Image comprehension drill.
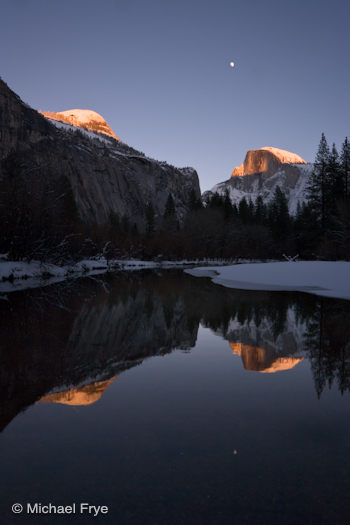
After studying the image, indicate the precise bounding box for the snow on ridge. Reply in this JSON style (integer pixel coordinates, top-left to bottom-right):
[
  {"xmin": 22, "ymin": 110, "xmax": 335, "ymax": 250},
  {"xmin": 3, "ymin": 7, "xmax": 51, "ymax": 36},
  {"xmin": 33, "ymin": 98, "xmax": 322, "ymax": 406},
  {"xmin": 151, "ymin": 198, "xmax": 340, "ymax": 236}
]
[
  {"xmin": 209, "ymin": 163, "xmax": 313, "ymax": 214},
  {"xmin": 41, "ymin": 109, "xmax": 120, "ymax": 141},
  {"xmin": 259, "ymin": 147, "xmax": 306, "ymax": 164},
  {"xmin": 46, "ymin": 117, "xmax": 196, "ymax": 172},
  {"xmin": 58, "ymin": 109, "xmax": 107, "ymax": 124},
  {"xmin": 179, "ymin": 167, "xmax": 197, "ymax": 177},
  {"xmin": 48, "ymin": 119, "xmax": 113, "ymax": 145},
  {"xmin": 47, "ymin": 119, "xmax": 146, "ymax": 159}
]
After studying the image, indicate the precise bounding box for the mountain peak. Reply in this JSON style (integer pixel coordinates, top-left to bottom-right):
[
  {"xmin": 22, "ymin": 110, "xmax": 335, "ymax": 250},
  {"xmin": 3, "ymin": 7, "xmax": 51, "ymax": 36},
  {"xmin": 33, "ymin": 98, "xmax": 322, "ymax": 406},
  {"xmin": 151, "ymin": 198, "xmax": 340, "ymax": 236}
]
[
  {"xmin": 40, "ymin": 108, "xmax": 120, "ymax": 140},
  {"xmin": 232, "ymin": 147, "xmax": 306, "ymax": 177},
  {"xmin": 259, "ymin": 147, "xmax": 306, "ymax": 165}
]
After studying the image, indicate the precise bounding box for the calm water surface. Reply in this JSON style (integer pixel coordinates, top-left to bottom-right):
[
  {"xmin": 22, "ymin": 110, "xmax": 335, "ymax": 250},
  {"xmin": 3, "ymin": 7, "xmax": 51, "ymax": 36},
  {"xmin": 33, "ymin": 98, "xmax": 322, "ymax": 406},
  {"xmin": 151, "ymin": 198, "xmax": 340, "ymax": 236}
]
[{"xmin": 0, "ymin": 270, "xmax": 349, "ymax": 524}]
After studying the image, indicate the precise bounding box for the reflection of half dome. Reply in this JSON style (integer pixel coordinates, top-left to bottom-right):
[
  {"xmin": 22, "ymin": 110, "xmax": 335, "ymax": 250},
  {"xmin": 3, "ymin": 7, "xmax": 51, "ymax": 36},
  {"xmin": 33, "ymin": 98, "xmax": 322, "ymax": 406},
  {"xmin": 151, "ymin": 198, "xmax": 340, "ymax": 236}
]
[
  {"xmin": 259, "ymin": 358, "xmax": 303, "ymax": 373},
  {"xmin": 229, "ymin": 342, "xmax": 302, "ymax": 373},
  {"xmin": 40, "ymin": 376, "xmax": 117, "ymax": 406}
]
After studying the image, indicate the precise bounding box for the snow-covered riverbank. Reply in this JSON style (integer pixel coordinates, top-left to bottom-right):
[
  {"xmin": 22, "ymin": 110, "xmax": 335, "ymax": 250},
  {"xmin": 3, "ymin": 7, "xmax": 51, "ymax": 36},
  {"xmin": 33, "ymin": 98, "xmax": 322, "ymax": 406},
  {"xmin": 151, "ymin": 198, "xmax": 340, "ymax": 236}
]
[
  {"xmin": 185, "ymin": 261, "xmax": 350, "ymax": 301},
  {"xmin": 0, "ymin": 257, "xmax": 237, "ymax": 295},
  {"xmin": 4, "ymin": 258, "xmax": 345, "ymax": 300}
]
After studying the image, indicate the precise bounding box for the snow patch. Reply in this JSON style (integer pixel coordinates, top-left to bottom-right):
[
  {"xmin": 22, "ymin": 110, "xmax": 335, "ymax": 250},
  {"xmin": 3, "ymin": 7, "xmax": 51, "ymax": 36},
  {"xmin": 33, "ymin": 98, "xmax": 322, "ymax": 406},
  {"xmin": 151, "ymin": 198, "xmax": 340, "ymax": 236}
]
[
  {"xmin": 259, "ymin": 147, "xmax": 306, "ymax": 164},
  {"xmin": 41, "ymin": 109, "xmax": 120, "ymax": 140},
  {"xmin": 0, "ymin": 258, "xmax": 233, "ymax": 294},
  {"xmin": 48, "ymin": 119, "xmax": 113, "ymax": 145},
  {"xmin": 186, "ymin": 261, "xmax": 350, "ymax": 301},
  {"xmin": 58, "ymin": 109, "xmax": 107, "ymax": 124}
]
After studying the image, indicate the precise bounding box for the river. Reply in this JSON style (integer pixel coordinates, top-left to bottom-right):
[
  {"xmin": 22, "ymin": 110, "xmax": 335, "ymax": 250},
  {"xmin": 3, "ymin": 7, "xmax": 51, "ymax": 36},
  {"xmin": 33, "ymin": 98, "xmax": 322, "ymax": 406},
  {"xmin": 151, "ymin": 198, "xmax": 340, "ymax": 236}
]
[{"xmin": 0, "ymin": 270, "xmax": 349, "ymax": 524}]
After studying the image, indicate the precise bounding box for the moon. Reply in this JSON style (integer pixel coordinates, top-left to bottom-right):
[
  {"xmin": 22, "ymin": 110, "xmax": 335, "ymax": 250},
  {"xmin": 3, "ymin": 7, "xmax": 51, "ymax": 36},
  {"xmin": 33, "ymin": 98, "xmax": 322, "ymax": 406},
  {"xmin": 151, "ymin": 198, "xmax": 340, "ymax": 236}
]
[{"xmin": 229, "ymin": 61, "xmax": 235, "ymax": 68}]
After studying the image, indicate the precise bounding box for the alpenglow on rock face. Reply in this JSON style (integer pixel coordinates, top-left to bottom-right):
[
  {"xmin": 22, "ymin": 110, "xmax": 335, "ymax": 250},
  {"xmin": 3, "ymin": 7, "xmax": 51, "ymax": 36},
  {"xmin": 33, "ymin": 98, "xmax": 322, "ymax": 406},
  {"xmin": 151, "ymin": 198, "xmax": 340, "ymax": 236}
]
[
  {"xmin": 0, "ymin": 78, "xmax": 200, "ymax": 231},
  {"xmin": 232, "ymin": 147, "xmax": 306, "ymax": 177},
  {"xmin": 40, "ymin": 109, "xmax": 120, "ymax": 140},
  {"xmin": 206, "ymin": 147, "xmax": 311, "ymax": 214}
]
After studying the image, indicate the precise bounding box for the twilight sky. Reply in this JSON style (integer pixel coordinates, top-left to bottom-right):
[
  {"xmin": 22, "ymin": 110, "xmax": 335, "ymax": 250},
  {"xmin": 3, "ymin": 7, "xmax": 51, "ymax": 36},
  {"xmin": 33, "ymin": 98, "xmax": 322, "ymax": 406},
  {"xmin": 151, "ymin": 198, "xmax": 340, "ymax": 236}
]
[{"xmin": 1, "ymin": 0, "xmax": 349, "ymax": 191}]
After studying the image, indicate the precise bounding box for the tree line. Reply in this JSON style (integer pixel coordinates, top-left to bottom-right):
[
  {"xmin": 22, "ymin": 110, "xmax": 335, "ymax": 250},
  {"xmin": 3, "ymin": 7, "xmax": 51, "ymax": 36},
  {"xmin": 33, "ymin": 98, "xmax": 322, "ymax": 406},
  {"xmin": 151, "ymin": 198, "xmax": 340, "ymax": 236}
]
[
  {"xmin": 143, "ymin": 133, "xmax": 350, "ymax": 260},
  {"xmin": 0, "ymin": 133, "xmax": 349, "ymax": 262},
  {"xmin": 135, "ymin": 132, "xmax": 349, "ymax": 260}
]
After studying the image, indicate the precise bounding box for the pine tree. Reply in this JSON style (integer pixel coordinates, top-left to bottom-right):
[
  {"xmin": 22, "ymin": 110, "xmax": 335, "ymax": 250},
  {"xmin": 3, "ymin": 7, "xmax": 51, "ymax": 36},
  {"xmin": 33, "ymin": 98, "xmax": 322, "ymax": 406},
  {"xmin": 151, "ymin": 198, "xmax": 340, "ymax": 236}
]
[
  {"xmin": 189, "ymin": 188, "xmax": 202, "ymax": 210},
  {"xmin": 164, "ymin": 193, "xmax": 175, "ymax": 218},
  {"xmin": 208, "ymin": 193, "xmax": 224, "ymax": 209},
  {"xmin": 108, "ymin": 212, "xmax": 121, "ymax": 242},
  {"xmin": 307, "ymin": 133, "xmax": 331, "ymax": 231},
  {"xmin": 231, "ymin": 202, "xmax": 238, "ymax": 217},
  {"xmin": 248, "ymin": 199, "xmax": 255, "ymax": 223},
  {"xmin": 121, "ymin": 215, "xmax": 130, "ymax": 234},
  {"xmin": 294, "ymin": 202, "xmax": 319, "ymax": 255},
  {"xmin": 268, "ymin": 186, "xmax": 290, "ymax": 242},
  {"xmin": 145, "ymin": 202, "xmax": 155, "ymax": 234},
  {"xmin": 163, "ymin": 193, "xmax": 177, "ymax": 231},
  {"xmin": 131, "ymin": 223, "xmax": 139, "ymax": 237},
  {"xmin": 340, "ymin": 137, "xmax": 350, "ymax": 200},
  {"xmin": 223, "ymin": 190, "xmax": 233, "ymax": 219},
  {"xmin": 328, "ymin": 143, "xmax": 342, "ymax": 210},
  {"xmin": 238, "ymin": 197, "xmax": 249, "ymax": 223},
  {"xmin": 255, "ymin": 195, "xmax": 267, "ymax": 224}
]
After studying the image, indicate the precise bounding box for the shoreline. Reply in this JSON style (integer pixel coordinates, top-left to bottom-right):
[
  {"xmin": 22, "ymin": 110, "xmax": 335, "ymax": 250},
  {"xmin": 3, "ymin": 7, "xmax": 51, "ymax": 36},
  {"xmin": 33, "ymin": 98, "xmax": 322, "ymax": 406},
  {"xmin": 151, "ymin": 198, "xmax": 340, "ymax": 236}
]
[
  {"xmin": 185, "ymin": 261, "xmax": 350, "ymax": 301},
  {"xmin": 0, "ymin": 257, "xmax": 246, "ymax": 295}
]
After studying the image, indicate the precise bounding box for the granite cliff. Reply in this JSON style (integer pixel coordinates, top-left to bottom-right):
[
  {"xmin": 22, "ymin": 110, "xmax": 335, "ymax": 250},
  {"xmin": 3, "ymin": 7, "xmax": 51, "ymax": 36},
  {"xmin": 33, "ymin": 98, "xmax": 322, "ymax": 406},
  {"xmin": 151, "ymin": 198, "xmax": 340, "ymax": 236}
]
[
  {"xmin": 205, "ymin": 147, "xmax": 312, "ymax": 214},
  {"xmin": 0, "ymin": 78, "xmax": 200, "ymax": 231},
  {"xmin": 232, "ymin": 147, "xmax": 306, "ymax": 177}
]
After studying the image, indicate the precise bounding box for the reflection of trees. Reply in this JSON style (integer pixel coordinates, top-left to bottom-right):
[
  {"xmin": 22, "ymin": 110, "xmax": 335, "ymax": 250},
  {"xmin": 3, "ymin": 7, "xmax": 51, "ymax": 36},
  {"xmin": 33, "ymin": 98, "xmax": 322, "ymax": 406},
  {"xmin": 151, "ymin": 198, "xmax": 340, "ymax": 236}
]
[
  {"xmin": 200, "ymin": 290, "xmax": 292, "ymax": 342},
  {"xmin": 188, "ymin": 282, "xmax": 350, "ymax": 396},
  {"xmin": 304, "ymin": 299, "xmax": 350, "ymax": 397},
  {"xmin": 0, "ymin": 271, "xmax": 349, "ymax": 430}
]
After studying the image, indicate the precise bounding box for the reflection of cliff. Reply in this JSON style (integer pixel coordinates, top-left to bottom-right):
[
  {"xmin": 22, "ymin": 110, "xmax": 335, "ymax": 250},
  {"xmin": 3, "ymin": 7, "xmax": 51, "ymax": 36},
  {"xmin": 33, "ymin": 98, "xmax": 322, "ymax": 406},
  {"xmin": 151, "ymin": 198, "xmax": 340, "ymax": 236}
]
[
  {"xmin": 222, "ymin": 309, "xmax": 305, "ymax": 373},
  {"xmin": 223, "ymin": 308, "xmax": 306, "ymax": 357},
  {"xmin": 229, "ymin": 342, "xmax": 303, "ymax": 373},
  {"xmin": 0, "ymin": 271, "xmax": 349, "ymax": 431},
  {"xmin": 40, "ymin": 376, "xmax": 117, "ymax": 406},
  {"xmin": 0, "ymin": 273, "xmax": 199, "ymax": 432}
]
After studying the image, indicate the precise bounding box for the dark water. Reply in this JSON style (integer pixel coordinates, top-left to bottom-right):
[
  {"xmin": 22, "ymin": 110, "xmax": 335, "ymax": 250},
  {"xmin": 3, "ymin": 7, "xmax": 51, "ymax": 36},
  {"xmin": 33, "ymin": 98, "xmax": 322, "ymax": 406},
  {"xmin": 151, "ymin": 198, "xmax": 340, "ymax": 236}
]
[{"xmin": 0, "ymin": 270, "xmax": 349, "ymax": 524}]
